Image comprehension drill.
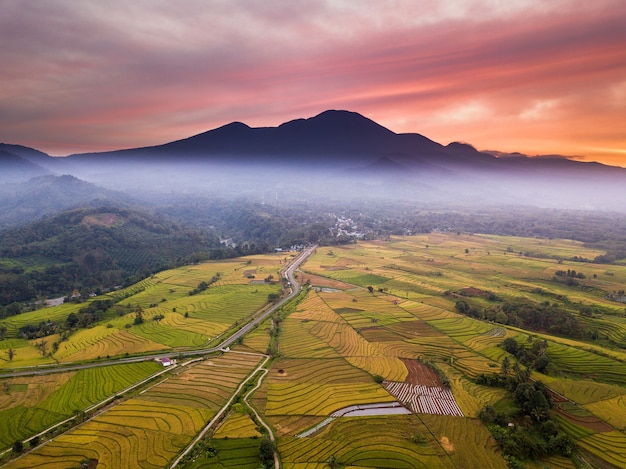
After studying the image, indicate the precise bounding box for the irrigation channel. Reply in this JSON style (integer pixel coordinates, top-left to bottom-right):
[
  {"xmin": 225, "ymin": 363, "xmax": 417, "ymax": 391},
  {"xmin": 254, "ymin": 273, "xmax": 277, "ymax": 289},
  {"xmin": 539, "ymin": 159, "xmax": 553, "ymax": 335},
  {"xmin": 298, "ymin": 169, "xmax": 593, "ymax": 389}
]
[{"xmin": 295, "ymin": 403, "xmax": 411, "ymax": 438}]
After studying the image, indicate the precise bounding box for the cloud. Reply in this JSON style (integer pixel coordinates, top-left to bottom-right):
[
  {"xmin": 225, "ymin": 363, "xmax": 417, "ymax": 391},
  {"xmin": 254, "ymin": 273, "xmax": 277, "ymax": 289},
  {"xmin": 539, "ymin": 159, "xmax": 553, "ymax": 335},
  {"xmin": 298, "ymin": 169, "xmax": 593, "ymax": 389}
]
[
  {"xmin": 519, "ymin": 100, "xmax": 559, "ymax": 121},
  {"xmin": 0, "ymin": 0, "xmax": 624, "ymax": 165}
]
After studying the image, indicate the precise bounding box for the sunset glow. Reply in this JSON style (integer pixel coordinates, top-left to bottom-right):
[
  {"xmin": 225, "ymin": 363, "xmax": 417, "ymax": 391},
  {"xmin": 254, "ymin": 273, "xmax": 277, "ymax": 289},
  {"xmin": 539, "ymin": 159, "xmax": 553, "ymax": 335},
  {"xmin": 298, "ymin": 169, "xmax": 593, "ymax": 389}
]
[{"xmin": 1, "ymin": 0, "xmax": 625, "ymax": 166}]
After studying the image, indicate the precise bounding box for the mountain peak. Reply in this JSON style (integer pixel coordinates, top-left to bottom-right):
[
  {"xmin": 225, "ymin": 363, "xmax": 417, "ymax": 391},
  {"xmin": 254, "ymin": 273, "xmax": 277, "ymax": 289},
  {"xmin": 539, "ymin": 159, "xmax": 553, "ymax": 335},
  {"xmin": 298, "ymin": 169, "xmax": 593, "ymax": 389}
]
[{"xmin": 280, "ymin": 109, "xmax": 394, "ymax": 136}]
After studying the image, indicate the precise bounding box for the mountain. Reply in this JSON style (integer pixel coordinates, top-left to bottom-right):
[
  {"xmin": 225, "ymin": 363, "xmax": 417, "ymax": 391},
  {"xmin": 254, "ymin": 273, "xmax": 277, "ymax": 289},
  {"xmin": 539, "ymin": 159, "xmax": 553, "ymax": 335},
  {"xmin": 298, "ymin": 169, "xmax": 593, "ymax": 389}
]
[
  {"xmin": 0, "ymin": 143, "xmax": 54, "ymax": 165},
  {"xmin": 0, "ymin": 206, "xmax": 221, "ymax": 306},
  {"xmin": 0, "ymin": 174, "xmax": 133, "ymax": 230},
  {"xmin": 5, "ymin": 110, "xmax": 626, "ymax": 211},
  {"xmin": 64, "ymin": 110, "xmax": 483, "ymax": 171},
  {"xmin": 0, "ymin": 148, "xmax": 50, "ymax": 183}
]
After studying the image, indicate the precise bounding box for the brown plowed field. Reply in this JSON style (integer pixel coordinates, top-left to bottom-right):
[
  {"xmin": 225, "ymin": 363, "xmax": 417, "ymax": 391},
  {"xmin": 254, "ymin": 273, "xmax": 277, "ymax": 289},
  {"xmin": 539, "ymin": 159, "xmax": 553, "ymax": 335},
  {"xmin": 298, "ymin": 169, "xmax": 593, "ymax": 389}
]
[
  {"xmin": 555, "ymin": 408, "xmax": 614, "ymax": 433},
  {"xmin": 402, "ymin": 358, "xmax": 442, "ymax": 387}
]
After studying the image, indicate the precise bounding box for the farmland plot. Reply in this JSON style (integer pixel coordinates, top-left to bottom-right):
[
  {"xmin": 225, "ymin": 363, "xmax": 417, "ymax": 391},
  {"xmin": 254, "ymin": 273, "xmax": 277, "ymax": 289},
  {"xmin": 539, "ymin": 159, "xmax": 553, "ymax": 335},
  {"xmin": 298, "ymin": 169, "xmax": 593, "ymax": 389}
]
[
  {"xmin": 0, "ymin": 362, "xmax": 161, "ymax": 450},
  {"xmin": 282, "ymin": 236, "xmax": 626, "ymax": 468},
  {"xmin": 385, "ymin": 382, "xmax": 463, "ymax": 416},
  {"xmin": 279, "ymin": 415, "xmax": 453, "ymax": 469},
  {"xmin": 4, "ymin": 351, "xmax": 262, "ymax": 468}
]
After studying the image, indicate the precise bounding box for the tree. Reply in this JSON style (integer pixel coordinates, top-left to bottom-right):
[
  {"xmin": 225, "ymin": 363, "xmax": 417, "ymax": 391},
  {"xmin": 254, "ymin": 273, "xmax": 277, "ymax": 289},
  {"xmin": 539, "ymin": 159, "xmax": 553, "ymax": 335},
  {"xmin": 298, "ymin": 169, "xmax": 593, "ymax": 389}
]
[
  {"xmin": 6, "ymin": 302, "xmax": 21, "ymax": 317},
  {"xmin": 367, "ymin": 286, "xmax": 374, "ymax": 293},
  {"xmin": 66, "ymin": 312, "xmax": 79, "ymax": 328},
  {"xmin": 501, "ymin": 338, "xmax": 519, "ymax": 355},
  {"xmin": 501, "ymin": 356, "xmax": 511, "ymax": 375},
  {"xmin": 37, "ymin": 340, "xmax": 48, "ymax": 356},
  {"xmin": 134, "ymin": 308, "xmax": 144, "ymax": 325},
  {"xmin": 12, "ymin": 440, "xmax": 23, "ymax": 453},
  {"xmin": 6, "ymin": 348, "xmax": 15, "ymax": 361},
  {"xmin": 327, "ymin": 454, "xmax": 341, "ymax": 468},
  {"xmin": 455, "ymin": 300, "xmax": 469, "ymax": 314},
  {"xmin": 258, "ymin": 435, "xmax": 274, "ymax": 467},
  {"xmin": 267, "ymin": 292, "xmax": 280, "ymax": 303},
  {"xmin": 534, "ymin": 355, "xmax": 550, "ymax": 373}
]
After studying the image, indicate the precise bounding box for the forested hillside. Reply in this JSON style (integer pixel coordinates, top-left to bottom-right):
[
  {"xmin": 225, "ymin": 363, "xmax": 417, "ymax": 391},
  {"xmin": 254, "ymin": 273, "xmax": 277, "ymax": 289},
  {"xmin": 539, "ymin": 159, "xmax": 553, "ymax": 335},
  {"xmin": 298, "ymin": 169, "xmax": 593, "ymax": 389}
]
[{"xmin": 0, "ymin": 207, "xmax": 220, "ymax": 309}]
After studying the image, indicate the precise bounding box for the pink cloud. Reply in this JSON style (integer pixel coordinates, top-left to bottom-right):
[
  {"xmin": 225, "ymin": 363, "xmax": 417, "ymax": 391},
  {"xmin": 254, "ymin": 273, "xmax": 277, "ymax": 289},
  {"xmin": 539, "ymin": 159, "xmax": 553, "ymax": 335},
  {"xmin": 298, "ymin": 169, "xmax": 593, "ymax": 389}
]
[{"xmin": 0, "ymin": 0, "xmax": 624, "ymax": 166}]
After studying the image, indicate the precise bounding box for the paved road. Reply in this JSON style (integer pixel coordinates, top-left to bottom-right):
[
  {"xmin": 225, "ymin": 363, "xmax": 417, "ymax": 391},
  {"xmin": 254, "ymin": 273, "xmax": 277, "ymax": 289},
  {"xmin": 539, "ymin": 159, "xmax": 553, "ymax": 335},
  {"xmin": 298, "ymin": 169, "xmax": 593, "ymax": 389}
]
[{"xmin": 1, "ymin": 246, "xmax": 316, "ymax": 378}]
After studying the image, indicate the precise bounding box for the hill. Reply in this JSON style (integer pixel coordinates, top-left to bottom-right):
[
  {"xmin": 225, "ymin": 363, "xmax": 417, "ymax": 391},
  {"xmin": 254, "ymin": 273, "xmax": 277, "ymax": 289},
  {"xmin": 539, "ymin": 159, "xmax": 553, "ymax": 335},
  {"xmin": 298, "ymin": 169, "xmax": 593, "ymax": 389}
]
[
  {"xmin": 0, "ymin": 149, "xmax": 49, "ymax": 183},
  {"xmin": 0, "ymin": 206, "xmax": 221, "ymax": 308},
  {"xmin": 0, "ymin": 174, "xmax": 133, "ymax": 230}
]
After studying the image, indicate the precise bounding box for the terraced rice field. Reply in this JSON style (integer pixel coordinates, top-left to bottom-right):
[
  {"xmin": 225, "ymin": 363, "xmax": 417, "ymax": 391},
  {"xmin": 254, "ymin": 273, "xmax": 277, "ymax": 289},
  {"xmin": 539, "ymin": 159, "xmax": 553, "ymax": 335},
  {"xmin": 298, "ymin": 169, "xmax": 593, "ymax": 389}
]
[
  {"xmin": 4, "ymin": 351, "xmax": 262, "ymax": 468},
  {"xmin": 577, "ymin": 431, "xmax": 626, "ymax": 468},
  {"xmin": 546, "ymin": 342, "xmax": 626, "ymax": 384},
  {"xmin": 283, "ymin": 236, "xmax": 626, "ymax": 468},
  {"xmin": 418, "ymin": 414, "xmax": 507, "ymax": 469},
  {"xmin": 265, "ymin": 382, "xmax": 395, "ymax": 417},
  {"xmin": 0, "ymin": 253, "xmax": 285, "ymax": 370},
  {"xmin": 279, "ymin": 415, "xmax": 456, "ymax": 468},
  {"xmin": 6, "ymin": 236, "xmax": 626, "ymax": 468},
  {"xmin": 187, "ymin": 438, "xmax": 262, "ymax": 468},
  {"xmin": 213, "ymin": 412, "xmax": 262, "ymax": 439},
  {"xmin": 56, "ymin": 328, "xmax": 165, "ymax": 361},
  {"xmin": 0, "ymin": 362, "xmax": 162, "ymax": 450}
]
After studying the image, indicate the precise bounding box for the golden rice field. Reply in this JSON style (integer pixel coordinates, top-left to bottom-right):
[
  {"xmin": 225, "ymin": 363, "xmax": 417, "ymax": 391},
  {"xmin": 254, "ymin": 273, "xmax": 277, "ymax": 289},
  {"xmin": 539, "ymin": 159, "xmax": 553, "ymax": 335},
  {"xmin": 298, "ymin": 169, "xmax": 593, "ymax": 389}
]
[
  {"xmin": 279, "ymin": 318, "xmax": 343, "ymax": 359},
  {"xmin": 6, "ymin": 236, "xmax": 626, "ymax": 468},
  {"xmin": 0, "ymin": 253, "xmax": 286, "ymax": 369},
  {"xmin": 0, "ymin": 362, "xmax": 162, "ymax": 451},
  {"xmin": 265, "ymin": 383, "xmax": 395, "ymax": 417},
  {"xmin": 3, "ymin": 350, "xmax": 262, "ymax": 468},
  {"xmin": 55, "ymin": 327, "xmax": 165, "ymax": 361},
  {"xmin": 577, "ymin": 431, "xmax": 626, "ymax": 467},
  {"xmin": 279, "ymin": 415, "xmax": 464, "ymax": 469},
  {"xmin": 213, "ymin": 412, "xmax": 262, "ymax": 439},
  {"xmin": 265, "ymin": 235, "xmax": 626, "ymax": 468}
]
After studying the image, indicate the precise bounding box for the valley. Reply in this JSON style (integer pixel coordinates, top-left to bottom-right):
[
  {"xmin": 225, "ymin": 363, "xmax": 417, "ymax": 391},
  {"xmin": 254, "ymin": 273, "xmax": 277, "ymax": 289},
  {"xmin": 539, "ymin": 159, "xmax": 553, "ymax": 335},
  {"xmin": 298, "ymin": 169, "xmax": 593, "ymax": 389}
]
[{"xmin": 2, "ymin": 233, "xmax": 626, "ymax": 467}]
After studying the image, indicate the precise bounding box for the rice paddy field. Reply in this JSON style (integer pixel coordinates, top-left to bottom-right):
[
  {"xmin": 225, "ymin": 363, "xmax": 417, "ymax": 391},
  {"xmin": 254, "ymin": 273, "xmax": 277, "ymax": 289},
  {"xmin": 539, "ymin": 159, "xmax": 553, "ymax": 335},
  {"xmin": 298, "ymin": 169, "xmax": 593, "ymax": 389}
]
[
  {"xmin": 3, "ymin": 350, "xmax": 263, "ymax": 468},
  {"xmin": 255, "ymin": 235, "xmax": 626, "ymax": 468},
  {"xmin": 0, "ymin": 253, "xmax": 285, "ymax": 369},
  {"xmin": 0, "ymin": 361, "xmax": 162, "ymax": 450},
  {"xmin": 4, "ymin": 235, "xmax": 626, "ymax": 468}
]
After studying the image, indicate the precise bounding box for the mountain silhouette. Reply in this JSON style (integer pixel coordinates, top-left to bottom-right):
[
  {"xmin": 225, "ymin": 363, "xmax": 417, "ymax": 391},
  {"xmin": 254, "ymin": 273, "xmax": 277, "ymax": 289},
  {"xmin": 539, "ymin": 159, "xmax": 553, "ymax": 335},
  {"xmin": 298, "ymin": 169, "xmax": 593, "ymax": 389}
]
[
  {"xmin": 60, "ymin": 110, "xmax": 622, "ymax": 176},
  {"xmin": 3, "ymin": 110, "xmax": 626, "ymax": 211},
  {"xmin": 0, "ymin": 148, "xmax": 50, "ymax": 183}
]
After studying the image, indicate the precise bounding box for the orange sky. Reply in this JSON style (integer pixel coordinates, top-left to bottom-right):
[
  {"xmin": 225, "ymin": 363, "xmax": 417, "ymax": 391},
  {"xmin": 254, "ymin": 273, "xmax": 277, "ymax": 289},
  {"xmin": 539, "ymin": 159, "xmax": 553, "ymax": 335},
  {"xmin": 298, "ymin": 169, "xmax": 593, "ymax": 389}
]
[{"xmin": 1, "ymin": 1, "xmax": 625, "ymax": 166}]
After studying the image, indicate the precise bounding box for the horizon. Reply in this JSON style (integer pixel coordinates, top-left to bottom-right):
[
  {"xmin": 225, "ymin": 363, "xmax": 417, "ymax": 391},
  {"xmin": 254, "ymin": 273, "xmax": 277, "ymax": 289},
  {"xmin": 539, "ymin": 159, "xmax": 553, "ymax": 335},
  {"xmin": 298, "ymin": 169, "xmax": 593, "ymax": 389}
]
[{"xmin": 1, "ymin": 1, "xmax": 625, "ymax": 167}]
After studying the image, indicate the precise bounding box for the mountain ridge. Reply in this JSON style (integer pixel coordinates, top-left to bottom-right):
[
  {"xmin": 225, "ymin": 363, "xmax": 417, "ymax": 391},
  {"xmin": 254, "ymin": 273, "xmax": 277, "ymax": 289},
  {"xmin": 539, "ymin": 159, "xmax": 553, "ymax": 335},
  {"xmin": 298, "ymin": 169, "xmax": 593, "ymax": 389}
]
[{"xmin": 3, "ymin": 110, "xmax": 626, "ymax": 212}]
